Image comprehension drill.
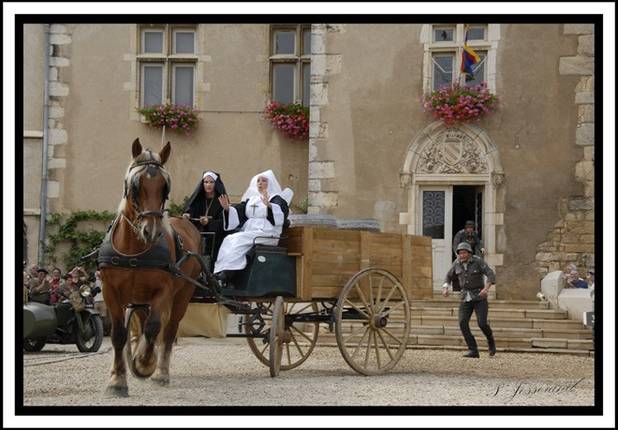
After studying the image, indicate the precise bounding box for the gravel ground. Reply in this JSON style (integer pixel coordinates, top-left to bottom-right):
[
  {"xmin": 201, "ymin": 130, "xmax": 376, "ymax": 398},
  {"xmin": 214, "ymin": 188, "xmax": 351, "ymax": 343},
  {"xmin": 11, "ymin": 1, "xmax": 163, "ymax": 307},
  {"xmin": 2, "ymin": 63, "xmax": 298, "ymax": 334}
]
[{"xmin": 23, "ymin": 337, "xmax": 594, "ymax": 407}]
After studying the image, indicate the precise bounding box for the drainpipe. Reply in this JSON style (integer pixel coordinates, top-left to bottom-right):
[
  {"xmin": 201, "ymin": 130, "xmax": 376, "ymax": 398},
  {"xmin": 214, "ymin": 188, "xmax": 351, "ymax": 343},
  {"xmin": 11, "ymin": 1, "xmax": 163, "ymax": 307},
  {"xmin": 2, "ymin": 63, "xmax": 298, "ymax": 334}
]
[{"xmin": 37, "ymin": 23, "xmax": 51, "ymax": 266}]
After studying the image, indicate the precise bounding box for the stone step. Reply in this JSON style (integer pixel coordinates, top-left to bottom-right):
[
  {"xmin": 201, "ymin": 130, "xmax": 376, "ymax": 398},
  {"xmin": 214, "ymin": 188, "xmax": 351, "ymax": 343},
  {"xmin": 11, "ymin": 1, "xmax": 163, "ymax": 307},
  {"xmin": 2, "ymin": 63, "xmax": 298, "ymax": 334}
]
[
  {"xmin": 407, "ymin": 307, "xmax": 568, "ymax": 320},
  {"xmin": 410, "ymin": 299, "xmax": 550, "ymax": 310},
  {"xmin": 316, "ymin": 341, "xmax": 593, "ymax": 357},
  {"xmin": 407, "ymin": 325, "xmax": 592, "ymax": 339},
  {"xmin": 317, "ymin": 333, "xmax": 594, "ymax": 351},
  {"xmin": 408, "ymin": 315, "xmax": 586, "ymax": 330}
]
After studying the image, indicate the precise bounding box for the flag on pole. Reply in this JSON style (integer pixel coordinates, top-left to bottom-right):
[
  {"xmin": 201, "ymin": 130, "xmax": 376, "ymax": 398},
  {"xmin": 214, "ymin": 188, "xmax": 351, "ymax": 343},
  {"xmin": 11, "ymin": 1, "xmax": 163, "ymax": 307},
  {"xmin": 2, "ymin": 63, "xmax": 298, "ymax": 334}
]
[{"xmin": 461, "ymin": 26, "xmax": 481, "ymax": 81}]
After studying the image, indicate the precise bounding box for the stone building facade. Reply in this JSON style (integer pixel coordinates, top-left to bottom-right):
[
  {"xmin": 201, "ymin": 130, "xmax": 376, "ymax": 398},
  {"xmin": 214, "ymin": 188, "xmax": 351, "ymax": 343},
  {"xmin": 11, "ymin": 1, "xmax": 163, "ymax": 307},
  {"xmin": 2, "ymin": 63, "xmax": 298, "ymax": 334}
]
[{"xmin": 22, "ymin": 23, "xmax": 596, "ymax": 299}]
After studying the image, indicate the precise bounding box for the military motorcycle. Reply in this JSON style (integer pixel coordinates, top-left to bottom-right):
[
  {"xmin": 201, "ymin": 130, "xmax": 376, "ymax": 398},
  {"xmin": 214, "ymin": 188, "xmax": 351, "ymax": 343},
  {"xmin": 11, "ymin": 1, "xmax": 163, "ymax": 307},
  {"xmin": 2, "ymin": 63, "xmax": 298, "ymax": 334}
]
[{"xmin": 23, "ymin": 284, "xmax": 104, "ymax": 353}]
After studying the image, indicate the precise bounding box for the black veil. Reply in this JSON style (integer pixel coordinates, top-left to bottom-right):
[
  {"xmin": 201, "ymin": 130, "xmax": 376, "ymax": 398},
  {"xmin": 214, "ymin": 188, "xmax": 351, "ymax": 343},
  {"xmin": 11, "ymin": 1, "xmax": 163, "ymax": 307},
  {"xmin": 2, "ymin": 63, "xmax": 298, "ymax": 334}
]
[{"xmin": 184, "ymin": 170, "xmax": 226, "ymax": 214}]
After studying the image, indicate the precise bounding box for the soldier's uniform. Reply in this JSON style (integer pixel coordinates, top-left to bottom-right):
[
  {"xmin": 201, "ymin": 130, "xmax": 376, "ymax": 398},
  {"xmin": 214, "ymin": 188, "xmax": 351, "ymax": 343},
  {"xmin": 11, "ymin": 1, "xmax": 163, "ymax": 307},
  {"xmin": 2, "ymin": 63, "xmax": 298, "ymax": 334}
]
[
  {"xmin": 444, "ymin": 245, "xmax": 496, "ymax": 357},
  {"xmin": 28, "ymin": 277, "xmax": 52, "ymax": 304},
  {"xmin": 452, "ymin": 228, "xmax": 484, "ymax": 257}
]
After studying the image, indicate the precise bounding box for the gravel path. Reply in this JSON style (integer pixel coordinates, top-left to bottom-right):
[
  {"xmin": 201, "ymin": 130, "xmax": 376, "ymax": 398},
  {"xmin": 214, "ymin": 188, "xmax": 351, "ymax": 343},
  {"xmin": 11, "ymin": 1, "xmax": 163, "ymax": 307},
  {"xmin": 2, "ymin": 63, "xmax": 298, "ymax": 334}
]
[{"xmin": 23, "ymin": 337, "xmax": 594, "ymax": 407}]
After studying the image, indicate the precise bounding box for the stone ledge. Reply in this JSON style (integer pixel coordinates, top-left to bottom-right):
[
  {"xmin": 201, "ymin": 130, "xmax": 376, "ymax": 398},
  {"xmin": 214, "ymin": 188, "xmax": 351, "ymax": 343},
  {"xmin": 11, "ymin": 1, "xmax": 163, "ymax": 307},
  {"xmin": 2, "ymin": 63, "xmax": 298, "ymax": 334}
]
[
  {"xmin": 309, "ymin": 161, "xmax": 335, "ymax": 179},
  {"xmin": 49, "ymin": 24, "xmax": 68, "ymax": 34},
  {"xmin": 49, "ymin": 56, "xmax": 70, "ymax": 67},
  {"xmin": 49, "ymin": 82, "xmax": 69, "ymax": 97},
  {"xmin": 50, "ymin": 33, "xmax": 72, "ymax": 45},
  {"xmin": 575, "ymin": 92, "xmax": 594, "ymax": 104},
  {"xmin": 577, "ymin": 35, "xmax": 594, "ymax": 56},
  {"xmin": 308, "ymin": 191, "xmax": 338, "ymax": 208},
  {"xmin": 575, "ymin": 123, "xmax": 594, "ymax": 146},
  {"xmin": 559, "ymin": 56, "xmax": 594, "ymax": 75},
  {"xmin": 563, "ymin": 24, "xmax": 594, "ymax": 35}
]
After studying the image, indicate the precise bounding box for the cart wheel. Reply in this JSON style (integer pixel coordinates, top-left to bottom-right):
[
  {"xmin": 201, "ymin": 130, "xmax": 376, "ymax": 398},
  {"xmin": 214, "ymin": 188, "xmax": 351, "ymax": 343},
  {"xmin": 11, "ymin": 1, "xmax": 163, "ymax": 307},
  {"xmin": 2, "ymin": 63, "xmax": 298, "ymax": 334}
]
[
  {"xmin": 335, "ymin": 268, "xmax": 411, "ymax": 376},
  {"xmin": 246, "ymin": 301, "xmax": 320, "ymax": 371},
  {"xmin": 124, "ymin": 305, "xmax": 151, "ymax": 378},
  {"xmin": 269, "ymin": 296, "xmax": 284, "ymax": 377}
]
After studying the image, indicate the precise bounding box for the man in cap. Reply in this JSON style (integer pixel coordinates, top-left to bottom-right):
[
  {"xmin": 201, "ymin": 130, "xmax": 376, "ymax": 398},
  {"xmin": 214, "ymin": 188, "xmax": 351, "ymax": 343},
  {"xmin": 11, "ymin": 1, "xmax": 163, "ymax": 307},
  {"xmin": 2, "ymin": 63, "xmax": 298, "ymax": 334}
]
[
  {"xmin": 28, "ymin": 267, "xmax": 52, "ymax": 304},
  {"xmin": 452, "ymin": 220, "xmax": 485, "ymax": 258},
  {"xmin": 443, "ymin": 242, "xmax": 497, "ymax": 358}
]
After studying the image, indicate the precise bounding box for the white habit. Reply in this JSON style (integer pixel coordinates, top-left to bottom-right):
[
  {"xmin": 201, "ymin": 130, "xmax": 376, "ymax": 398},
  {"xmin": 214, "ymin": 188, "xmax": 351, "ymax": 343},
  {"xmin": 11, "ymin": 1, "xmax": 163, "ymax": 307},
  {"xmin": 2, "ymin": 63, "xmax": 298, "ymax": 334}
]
[{"xmin": 213, "ymin": 170, "xmax": 292, "ymax": 273}]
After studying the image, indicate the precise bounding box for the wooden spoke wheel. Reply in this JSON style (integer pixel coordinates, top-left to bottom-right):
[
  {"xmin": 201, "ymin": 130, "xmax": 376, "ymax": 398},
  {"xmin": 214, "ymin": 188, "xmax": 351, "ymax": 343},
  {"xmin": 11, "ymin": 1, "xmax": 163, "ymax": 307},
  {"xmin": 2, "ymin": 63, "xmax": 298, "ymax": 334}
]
[
  {"xmin": 246, "ymin": 300, "xmax": 320, "ymax": 372},
  {"xmin": 269, "ymin": 296, "xmax": 284, "ymax": 377},
  {"xmin": 124, "ymin": 305, "xmax": 150, "ymax": 378},
  {"xmin": 335, "ymin": 268, "xmax": 411, "ymax": 376}
]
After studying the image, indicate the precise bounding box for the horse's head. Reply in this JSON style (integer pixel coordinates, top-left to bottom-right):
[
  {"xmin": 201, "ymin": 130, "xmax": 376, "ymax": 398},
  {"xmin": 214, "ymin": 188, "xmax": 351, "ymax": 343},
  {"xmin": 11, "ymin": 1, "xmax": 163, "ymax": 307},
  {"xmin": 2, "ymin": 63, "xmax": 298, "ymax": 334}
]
[{"xmin": 123, "ymin": 138, "xmax": 172, "ymax": 244}]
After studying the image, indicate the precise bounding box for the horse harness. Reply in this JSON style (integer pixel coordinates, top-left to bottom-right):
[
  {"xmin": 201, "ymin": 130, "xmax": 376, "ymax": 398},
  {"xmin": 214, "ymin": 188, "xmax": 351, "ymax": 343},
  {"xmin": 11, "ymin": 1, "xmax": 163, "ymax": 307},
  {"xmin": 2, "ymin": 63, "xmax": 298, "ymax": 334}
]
[
  {"xmin": 97, "ymin": 156, "xmax": 179, "ymax": 272},
  {"xmin": 96, "ymin": 216, "xmax": 184, "ymax": 272}
]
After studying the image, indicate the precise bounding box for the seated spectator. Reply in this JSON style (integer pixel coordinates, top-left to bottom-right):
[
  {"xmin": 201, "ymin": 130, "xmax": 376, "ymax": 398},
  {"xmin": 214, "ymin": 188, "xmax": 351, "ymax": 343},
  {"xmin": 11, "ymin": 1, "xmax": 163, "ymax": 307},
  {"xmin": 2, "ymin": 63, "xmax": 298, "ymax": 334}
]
[
  {"xmin": 29, "ymin": 268, "xmax": 52, "ymax": 304},
  {"xmin": 49, "ymin": 267, "xmax": 65, "ymax": 304},
  {"xmin": 566, "ymin": 269, "xmax": 589, "ymax": 289}
]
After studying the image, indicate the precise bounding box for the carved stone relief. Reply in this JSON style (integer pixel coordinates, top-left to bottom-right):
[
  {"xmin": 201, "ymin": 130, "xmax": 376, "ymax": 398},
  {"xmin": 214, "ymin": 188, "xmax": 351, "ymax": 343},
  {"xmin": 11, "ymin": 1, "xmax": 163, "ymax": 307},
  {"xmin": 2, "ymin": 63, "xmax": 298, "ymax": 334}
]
[{"xmin": 418, "ymin": 129, "xmax": 488, "ymax": 174}]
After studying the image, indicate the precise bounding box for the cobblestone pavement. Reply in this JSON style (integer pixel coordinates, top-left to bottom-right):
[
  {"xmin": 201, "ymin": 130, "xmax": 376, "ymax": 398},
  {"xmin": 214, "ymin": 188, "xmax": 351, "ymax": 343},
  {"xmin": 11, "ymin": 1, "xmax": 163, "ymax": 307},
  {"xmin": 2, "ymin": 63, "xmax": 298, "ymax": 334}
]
[{"xmin": 23, "ymin": 337, "xmax": 594, "ymax": 407}]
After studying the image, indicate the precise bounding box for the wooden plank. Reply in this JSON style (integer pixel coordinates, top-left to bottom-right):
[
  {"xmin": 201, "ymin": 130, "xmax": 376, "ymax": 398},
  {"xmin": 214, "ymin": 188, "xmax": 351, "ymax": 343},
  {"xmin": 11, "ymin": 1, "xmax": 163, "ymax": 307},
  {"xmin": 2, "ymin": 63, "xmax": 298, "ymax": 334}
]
[
  {"xmin": 402, "ymin": 235, "xmax": 413, "ymax": 300},
  {"xmin": 312, "ymin": 261, "xmax": 361, "ymax": 274},
  {"xmin": 299, "ymin": 227, "xmax": 313, "ymax": 301},
  {"xmin": 409, "ymin": 235, "xmax": 432, "ymax": 246},
  {"xmin": 360, "ymin": 231, "xmax": 370, "ymax": 270}
]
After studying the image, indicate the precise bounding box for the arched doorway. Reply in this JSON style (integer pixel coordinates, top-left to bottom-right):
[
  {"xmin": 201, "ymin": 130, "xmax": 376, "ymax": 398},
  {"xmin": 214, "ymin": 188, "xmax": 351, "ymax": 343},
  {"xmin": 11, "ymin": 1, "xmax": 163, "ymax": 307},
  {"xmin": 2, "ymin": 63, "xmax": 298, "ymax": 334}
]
[{"xmin": 399, "ymin": 122, "xmax": 505, "ymax": 294}]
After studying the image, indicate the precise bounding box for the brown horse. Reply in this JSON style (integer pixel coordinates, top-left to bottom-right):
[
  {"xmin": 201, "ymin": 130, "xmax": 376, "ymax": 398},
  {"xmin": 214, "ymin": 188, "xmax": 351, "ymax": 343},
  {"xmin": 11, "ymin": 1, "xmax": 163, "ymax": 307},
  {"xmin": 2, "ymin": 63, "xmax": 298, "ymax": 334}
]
[{"xmin": 101, "ymin": 138, "xmax": 201, "ymax": 397}]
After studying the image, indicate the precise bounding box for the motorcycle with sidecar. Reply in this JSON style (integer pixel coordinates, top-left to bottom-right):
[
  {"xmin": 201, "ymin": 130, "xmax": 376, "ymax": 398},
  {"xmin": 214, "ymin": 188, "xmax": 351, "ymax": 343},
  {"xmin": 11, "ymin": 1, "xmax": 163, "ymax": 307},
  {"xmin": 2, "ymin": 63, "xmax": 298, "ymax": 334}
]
[{"xmin": 23, "ymin": 284, "xmax": 104, "ymax": 353}]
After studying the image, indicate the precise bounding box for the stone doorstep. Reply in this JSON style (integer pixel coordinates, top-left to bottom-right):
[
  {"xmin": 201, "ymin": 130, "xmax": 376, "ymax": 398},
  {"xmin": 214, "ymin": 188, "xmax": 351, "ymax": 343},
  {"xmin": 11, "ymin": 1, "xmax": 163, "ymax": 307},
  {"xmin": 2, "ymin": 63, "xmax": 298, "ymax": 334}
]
[
  {"xmin": 317, "ymin": 333, "xmax": 592, "ymax": 351},
  {"xmin": 314, "ymin": 342, "xmax": 594, "ymax": 356},
  {"xmin": 411, "ymin": 299, "xmax": 550, "ymax": 310},
  {"xmin": 411, "ymin": 318, "xmax": 586, "ymax": 331},
  {"xmin": 408, "ymin": 307, "xmax": 567, "ymax": 320},
  {"xmin": 331, "ymin": 324, "xmax": 591, "ymax": 340}
]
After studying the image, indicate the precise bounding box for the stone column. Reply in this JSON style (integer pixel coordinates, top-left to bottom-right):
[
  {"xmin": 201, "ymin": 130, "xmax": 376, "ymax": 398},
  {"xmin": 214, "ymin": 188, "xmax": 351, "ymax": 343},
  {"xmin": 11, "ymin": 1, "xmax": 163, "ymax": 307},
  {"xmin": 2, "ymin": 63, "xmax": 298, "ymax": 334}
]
[
  {"xmin": 536, "ymin": 24, "xmax": 595, "ymax": 277},
  {"xmin": 46, "ymin": 24, "xmax": 72, "ymax": 213},
  {"xmin": 307, "ymin": 24, "xmax": 343, "ymax": 215}
]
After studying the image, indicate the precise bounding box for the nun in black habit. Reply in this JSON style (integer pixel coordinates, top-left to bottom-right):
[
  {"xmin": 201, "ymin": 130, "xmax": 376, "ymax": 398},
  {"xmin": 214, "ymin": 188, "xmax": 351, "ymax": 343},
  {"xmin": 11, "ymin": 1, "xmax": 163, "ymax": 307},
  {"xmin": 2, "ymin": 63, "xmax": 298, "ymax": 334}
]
[{"xmin": 182, "ymin": 171, "xmax": 228, "ymax": 267}]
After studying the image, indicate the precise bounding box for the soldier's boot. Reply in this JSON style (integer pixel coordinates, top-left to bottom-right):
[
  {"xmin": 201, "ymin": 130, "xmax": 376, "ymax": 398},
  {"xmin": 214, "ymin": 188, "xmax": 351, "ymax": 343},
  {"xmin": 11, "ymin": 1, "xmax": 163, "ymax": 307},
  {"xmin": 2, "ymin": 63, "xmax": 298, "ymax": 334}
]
[
  {"xmin": 462, "ymin": 350, "xmax": 480, "ymax": 358},
  {"xmin": 487, "ymin": 336, "xmax": 497, "ymax": 357}
]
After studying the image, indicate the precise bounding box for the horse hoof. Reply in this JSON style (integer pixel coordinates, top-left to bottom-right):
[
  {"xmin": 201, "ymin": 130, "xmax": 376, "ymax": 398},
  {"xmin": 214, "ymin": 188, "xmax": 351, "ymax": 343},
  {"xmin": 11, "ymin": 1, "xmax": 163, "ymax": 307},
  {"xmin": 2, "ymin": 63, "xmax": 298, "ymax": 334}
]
[
  {"xmin": 105, "ymin": 385, "xmax": 129, "ymax": 397},
  {"xmin": 132, "ymin": 358, "xmax": 156, "ymax": 379},
  {"xmin": 151, "ymin": 374, "xmax": 170, "ymax": 386}
]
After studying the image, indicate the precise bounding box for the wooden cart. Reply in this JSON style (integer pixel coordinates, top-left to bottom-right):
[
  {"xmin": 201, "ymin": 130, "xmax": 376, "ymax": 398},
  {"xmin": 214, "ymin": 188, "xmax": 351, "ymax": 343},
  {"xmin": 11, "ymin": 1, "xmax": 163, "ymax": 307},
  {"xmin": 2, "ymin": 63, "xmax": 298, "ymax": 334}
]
[{"xmin": 126, "ymin": 226, "xmax": 432, "ymax": 377}]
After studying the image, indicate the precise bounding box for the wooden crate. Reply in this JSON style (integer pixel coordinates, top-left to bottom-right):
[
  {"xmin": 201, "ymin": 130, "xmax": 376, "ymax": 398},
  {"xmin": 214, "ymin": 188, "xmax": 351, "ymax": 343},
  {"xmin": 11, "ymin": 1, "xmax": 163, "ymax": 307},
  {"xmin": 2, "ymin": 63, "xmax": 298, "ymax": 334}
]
[{"xmin": 280, "ymin": 226, "xmax": 433, "ymax": 301}]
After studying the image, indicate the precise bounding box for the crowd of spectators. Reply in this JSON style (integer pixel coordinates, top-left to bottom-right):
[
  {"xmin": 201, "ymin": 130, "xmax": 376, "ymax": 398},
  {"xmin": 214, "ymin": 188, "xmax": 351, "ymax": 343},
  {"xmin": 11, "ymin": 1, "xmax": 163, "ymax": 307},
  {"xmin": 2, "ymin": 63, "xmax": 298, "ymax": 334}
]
[{"xmin": 22, "ymin": 263, "xmax": 101, "ymax": 305}]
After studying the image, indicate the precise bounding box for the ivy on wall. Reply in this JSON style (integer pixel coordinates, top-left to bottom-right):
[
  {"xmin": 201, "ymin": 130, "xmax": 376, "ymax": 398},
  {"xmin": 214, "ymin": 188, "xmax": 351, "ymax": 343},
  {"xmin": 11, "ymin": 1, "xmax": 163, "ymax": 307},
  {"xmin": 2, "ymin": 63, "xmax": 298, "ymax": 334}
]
[
  {"xmin": 44, "ymin": 198, "xmax": 191, "ymax": 272},
  {"xmin": 45, "ymin": 210, "xmax": 116, "ymax": 272}
]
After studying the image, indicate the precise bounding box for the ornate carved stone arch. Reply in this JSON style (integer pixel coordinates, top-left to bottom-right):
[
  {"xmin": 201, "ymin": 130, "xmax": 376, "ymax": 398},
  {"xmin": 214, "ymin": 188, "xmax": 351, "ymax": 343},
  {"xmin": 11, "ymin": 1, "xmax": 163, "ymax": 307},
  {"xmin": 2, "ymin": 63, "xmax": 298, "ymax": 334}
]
[{"xmin": 399, "ymin": 121, "xmax": 505, "ymax": 273}]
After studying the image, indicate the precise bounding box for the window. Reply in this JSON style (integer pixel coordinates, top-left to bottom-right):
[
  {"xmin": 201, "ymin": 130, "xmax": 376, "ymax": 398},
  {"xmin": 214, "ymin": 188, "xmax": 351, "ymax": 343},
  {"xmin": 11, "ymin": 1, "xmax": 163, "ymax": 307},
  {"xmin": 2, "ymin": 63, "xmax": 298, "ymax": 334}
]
[
  {"xmin": 138, "ymin": 25, "xmax": 197, "ymax": 108},
  {"xmin": 270, "ymin": 25, "xmax": 311, "ymax": 107},
  {"xmin": 427, "ymin": 24, "xmax": 490, "ymax": 91}
]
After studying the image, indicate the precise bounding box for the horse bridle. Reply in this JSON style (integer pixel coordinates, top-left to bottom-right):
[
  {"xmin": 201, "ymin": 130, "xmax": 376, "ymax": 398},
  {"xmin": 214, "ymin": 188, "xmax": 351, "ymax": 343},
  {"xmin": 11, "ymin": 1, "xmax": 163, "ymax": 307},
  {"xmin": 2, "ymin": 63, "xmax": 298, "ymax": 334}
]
[{"xmin": 123, "ymin": 158, "xmax": 171, "ymax": 221}]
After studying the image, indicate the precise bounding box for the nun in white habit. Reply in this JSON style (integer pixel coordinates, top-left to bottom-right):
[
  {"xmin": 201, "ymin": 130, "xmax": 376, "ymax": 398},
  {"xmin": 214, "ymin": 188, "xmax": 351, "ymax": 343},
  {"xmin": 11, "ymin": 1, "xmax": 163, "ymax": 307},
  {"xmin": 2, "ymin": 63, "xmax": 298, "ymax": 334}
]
[{"xmin": 213, "ymin": 169, "xmax": 293, "ymax": 280}]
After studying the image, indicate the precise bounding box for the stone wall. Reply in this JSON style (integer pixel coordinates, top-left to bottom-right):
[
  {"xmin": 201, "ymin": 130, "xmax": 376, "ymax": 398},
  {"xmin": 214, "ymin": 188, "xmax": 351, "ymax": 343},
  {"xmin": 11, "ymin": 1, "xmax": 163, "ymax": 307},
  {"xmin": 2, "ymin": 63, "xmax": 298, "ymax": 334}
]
[
  {"xmin": 307, "ymin": 24, "xmax": 344, "ymax": 215},
  {"xmin": 46, "ymin": 24, "xmax": 72, "ymax": 213},
  {"xmin": 536, "ymin": 24, "xmax": 595, "ymax": 276}
]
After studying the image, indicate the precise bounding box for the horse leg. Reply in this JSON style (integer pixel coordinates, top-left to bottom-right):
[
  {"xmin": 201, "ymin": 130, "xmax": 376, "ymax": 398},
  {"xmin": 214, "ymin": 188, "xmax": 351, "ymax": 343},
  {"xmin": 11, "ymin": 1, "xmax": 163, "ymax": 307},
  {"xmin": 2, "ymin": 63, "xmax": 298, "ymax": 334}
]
[
  {"xmin": 152, "ymin": 284, "xmax": 194, "ymax": 385},
  {"xmin": 133, "ymin": 295, "xmax": 165, "ymax": 378},
  {"xmin": 105, "ymin": 303, "xmax": 129, "ymax": 397}
]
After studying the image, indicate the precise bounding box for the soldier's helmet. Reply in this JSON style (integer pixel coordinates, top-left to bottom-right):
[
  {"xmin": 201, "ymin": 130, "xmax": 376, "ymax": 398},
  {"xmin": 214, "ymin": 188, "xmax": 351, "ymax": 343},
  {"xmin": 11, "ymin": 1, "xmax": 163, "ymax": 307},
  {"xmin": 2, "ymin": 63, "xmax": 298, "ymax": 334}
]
[
  {"xmin": 465, "ymin": 220, "xmax": 476, "ymax": 228},
  {"xmin": 456, "ymin": 242, "xmax": 473, "ymax": 254}
]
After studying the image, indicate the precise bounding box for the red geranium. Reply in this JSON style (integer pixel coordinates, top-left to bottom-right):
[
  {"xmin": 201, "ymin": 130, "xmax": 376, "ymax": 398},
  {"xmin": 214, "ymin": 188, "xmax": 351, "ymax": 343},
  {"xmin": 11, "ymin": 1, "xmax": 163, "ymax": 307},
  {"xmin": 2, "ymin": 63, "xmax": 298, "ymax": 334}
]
[
  {"xmin": 422, "ymin": 83, "xmax": 498, "ymax": 126},
  {"xmin": 264, "ymin": 101, "xmax": 309, "ymax": 140}
]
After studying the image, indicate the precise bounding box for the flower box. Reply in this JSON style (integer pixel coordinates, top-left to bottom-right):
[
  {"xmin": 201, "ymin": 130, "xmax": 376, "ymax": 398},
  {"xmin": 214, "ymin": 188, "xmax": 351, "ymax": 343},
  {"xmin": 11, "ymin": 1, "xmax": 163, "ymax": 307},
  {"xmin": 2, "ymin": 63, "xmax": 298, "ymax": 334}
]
[
  {"xmin": 138, "ymin": 104, "xmax": 199, "ymax": 135},
  {"xmin": 423, "ymin": 83, "xmax": 498, "ymax": 126},
  {"xmin": 264, "ymin": 101, "xmax": 309, "ymax": 141}
]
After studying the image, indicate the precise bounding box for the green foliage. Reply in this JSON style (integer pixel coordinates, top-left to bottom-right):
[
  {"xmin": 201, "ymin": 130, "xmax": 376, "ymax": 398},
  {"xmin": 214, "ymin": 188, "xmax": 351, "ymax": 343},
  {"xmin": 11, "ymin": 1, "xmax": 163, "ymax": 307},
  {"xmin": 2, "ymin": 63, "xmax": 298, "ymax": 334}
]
[
  {"xmin": 166, "ymin": 195, "xmax": 191, "ymax": 217},
  {"xmin": 292, "ymin": 196, "xmax": 309, "ymax": 214},
  {"xmin": 45, "ymin": 210, "xmax": 116, "ymax": 272}
]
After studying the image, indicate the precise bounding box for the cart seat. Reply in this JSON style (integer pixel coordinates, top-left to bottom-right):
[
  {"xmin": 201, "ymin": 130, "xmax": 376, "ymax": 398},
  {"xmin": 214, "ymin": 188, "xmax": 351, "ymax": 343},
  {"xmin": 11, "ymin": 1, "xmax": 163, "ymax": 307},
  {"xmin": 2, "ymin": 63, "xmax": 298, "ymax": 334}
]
[{"xmin": 248, "ymin": 244, "xmax": 288, "ymax": 256}]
